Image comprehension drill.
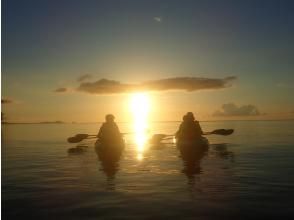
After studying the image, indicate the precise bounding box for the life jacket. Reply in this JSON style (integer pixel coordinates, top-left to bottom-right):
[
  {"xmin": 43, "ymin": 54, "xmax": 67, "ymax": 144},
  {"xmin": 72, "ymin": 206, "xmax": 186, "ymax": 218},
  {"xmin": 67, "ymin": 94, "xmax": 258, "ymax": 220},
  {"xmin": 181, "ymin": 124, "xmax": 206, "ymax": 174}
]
[
  {"xmin": 98, "ymin": 122, "xmax": 121, "ymax": 141},
  {"xmin": 178, "ymin": 120, "xmax": 202, "ymax": 139}
]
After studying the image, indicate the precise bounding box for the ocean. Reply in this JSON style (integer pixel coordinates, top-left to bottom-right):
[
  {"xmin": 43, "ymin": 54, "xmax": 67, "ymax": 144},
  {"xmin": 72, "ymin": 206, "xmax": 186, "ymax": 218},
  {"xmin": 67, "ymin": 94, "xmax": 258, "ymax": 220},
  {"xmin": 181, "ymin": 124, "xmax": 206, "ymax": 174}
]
[{"xmin": 2, "ymin": 121, "xmax": 294, "ymax": 219}]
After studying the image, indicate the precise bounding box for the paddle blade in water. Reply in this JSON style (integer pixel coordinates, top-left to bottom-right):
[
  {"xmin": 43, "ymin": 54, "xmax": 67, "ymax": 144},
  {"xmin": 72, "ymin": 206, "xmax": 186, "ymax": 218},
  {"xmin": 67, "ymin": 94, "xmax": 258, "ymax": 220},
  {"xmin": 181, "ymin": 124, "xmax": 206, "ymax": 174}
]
[
  {"xmin": 67, "ymin": 147, "xmax": 86, "ymax": 154},
  {"xmin": 67, "ymin": 137, "xmax": 79, "ymax": 143},
  {"xmin": 211, "ymin": 129, "xmax": 234, "ymax": 135},
  {"xmin": 150, "ymin": 134, "xmax": 168, "ymax": 143}
]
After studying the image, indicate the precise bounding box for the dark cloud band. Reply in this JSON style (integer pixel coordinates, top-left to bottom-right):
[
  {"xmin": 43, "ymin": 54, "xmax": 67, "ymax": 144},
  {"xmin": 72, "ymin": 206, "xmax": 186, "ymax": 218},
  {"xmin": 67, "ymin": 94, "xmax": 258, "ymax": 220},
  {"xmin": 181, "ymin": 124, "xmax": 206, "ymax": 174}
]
[{"xmin": 76, "ymin": 76, "xmax": 236, "ymax": 94}]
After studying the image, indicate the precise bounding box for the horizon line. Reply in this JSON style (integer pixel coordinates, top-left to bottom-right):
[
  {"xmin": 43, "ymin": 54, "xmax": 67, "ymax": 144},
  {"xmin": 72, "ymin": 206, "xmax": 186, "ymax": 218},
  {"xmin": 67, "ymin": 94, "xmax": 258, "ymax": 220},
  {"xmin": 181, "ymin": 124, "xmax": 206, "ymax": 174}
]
[{"xmin": 2, "ymin": 118, "xmax": 294, "ymax": 125}]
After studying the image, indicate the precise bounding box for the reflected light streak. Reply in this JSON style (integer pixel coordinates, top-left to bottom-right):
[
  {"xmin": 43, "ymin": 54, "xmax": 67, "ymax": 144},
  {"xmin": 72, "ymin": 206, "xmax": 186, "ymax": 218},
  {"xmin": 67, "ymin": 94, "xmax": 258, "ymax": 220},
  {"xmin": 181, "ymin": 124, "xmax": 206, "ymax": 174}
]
[{"xmin": 130, "ymin": 93, "xmax": 150, "ymax": 161}]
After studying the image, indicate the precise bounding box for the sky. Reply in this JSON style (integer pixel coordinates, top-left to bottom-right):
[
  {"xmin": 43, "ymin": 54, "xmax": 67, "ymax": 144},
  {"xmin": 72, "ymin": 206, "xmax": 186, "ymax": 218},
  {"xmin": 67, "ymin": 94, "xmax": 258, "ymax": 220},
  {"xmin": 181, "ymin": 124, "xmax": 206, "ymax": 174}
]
[{"xmin": 2, "ymin": 0, "xmax": 294, "ymax": 122}]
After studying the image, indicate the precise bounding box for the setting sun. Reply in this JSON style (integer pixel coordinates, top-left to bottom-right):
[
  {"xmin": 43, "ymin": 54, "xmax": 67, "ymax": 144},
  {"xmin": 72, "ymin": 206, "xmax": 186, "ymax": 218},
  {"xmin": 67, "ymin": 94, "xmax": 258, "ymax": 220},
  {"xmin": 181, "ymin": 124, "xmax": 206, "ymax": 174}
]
[
  {"xmin": 130, "ymin": 93, "xmax": 150, "ymax": 160},
  {"xmin": 130, "ymin": 93, "xmax": 150, "ymax": 119}
]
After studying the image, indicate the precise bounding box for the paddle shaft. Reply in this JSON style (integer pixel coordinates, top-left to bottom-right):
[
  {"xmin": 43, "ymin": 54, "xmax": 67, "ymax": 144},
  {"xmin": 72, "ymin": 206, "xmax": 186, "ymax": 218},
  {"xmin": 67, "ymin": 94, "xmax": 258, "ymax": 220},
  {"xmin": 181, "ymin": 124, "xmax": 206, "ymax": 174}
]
[
  {"xmin": 152, "ymin": 129, "xmax": 234, "ymax": 142},
  {"xmin": 67, "ymin": 132, "xmax": 133, "ymax": 143}
]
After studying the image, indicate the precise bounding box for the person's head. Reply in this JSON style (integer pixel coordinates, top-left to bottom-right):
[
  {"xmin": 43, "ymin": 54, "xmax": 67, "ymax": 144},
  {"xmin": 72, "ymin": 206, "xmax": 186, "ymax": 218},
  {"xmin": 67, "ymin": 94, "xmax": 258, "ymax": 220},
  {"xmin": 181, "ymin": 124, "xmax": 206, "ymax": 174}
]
[
  {"xmin": 183, "ymin": 115, "xmax": 189, "ymax": 122},
  {"xmin": 186, "ymin": 112, "xmax": 195, "ymax": 121},
  {"xmin": 105, "ymin": 114, "xmax": 115, "ymax": 122}
]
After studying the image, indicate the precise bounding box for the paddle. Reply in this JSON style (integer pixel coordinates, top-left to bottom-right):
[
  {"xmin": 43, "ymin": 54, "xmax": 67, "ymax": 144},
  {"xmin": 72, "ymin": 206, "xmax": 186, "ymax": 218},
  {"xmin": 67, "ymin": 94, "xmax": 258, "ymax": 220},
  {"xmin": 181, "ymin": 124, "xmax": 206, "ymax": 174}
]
[
  {"xmin": 150, "ymin": 129, "xmax": 234, "ymax": 144},
  {"xmin": 203, "ymin": 129, "xmax": 234, "ymax": 136},
  {"xmin": 67, "ymin": 134, "xmax": 97, "ymax": 143},
  {"xmin": 67, "ymin": 132, "xmax": 134, "ymax": 143}
]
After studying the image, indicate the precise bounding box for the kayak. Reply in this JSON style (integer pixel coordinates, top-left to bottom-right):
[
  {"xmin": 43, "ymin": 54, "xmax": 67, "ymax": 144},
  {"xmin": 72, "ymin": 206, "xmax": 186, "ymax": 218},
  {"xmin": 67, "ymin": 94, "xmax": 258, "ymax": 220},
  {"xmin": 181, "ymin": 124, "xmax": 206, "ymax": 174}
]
[
  {"xmin": 177, "ymin": 137, "xmax": 208, "ymax": 176},
  {"xmin": 95, "ymin": 138, "xmax": 124, "ymax": 178},
  {"xmin": 176, "ymin": 136, "xmax": 209, "ymax": 152},
  {"xmin": 95, "ymin": 138, "xmax": 125, "ymax": 151},
  {"xmin": 95, "ymin": 138, "xmax": 125, "ymax": 157}
]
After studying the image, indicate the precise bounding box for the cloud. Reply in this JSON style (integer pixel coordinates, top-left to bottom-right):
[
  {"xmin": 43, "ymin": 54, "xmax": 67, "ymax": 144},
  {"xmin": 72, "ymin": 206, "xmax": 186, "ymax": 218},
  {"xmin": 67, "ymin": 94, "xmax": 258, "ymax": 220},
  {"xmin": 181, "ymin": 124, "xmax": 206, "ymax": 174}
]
[
  {"xmin": 213, "ymin": 103, "xmax": 261, "ymax": 116},
  {"xmin": 77, "ymin": 74, "xmax": 92, "ymax": 82},
  {"xmin": 54, "ymin": 87, "xmax": 68, "ymax": 93},
  {"xmin": 154, "ymin": 17, "xmax": 162, "ymax": 22},
  {"xmin": 77, "ymin": 76, "xmax": 236, "ymax": 94},
  {"xmin": 1, "ymin": 98, "xmax": 13, "ymax": 104}
]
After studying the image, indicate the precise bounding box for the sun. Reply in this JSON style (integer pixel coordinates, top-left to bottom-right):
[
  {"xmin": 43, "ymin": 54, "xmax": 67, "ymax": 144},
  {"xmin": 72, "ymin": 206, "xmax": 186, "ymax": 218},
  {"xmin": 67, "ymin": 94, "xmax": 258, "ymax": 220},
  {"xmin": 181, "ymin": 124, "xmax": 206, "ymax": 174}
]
[
  {"xmin": 130, "ymin": 93, "xmax": 150, "ymax": 120},
  {"xmin": 130, "ymin": 92, "xmax": 150, "ymax": 160}
]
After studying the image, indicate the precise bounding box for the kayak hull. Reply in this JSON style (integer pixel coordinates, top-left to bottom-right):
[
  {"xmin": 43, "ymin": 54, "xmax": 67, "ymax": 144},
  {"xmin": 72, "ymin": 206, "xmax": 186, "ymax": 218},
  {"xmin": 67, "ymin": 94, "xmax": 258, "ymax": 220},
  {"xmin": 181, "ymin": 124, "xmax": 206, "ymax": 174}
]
[
  {"xmin": 95, "ymin": 139, "xmax": 125, "ymax": 178},
  {"xmin": 95, "ymin": 138, "xmax": 125, "ymax": 152},
  {"xmin": 177, "ymin": 137, "xmax": 208, "ymax": 176},
  {"xmin": 176, "ymin": 137, "xmax": 209, "ymax": 152}
]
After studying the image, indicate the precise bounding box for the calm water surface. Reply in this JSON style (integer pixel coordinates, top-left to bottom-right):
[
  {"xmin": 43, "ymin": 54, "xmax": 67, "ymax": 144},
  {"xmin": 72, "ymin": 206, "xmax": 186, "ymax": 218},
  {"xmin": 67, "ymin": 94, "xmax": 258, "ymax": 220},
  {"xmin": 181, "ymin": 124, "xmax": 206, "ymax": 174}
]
[{"xmin": 2, "ymin": 121, "xmax": 294, "ymax": 219}]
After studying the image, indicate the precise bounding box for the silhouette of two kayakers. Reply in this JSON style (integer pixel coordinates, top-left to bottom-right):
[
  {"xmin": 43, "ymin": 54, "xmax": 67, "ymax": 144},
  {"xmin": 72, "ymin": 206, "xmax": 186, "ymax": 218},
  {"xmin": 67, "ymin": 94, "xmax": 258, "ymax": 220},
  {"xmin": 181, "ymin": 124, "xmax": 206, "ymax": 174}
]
[
  {"xmin": 98, "ymin": 112, "xmax": 205, "ymax": 145},
  {"xmin": 96, "ymin": 112, "xmax": 235, "ymax": 192},
  {"xmin": 97, "ymin": 112, "xmax": 207, "ymax": 180}
]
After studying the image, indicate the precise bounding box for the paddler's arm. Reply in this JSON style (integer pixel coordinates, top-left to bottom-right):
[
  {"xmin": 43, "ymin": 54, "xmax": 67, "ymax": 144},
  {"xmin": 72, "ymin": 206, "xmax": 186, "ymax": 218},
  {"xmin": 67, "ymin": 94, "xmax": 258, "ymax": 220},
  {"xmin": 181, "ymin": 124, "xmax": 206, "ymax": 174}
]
[
  {"xmin": 195, "ymin": 121, "xmax": 204, "ymax": 135},
  {"xmin": 114, "ymin": 123, "xmax": 122, "ymax": 137},
  {"xmin": 175, "ymin": 122, "xmax": 184, "ymax": 138},
  {"xmin": 97, "ymin": 123, "xmax": 105, "ymax": 138}
]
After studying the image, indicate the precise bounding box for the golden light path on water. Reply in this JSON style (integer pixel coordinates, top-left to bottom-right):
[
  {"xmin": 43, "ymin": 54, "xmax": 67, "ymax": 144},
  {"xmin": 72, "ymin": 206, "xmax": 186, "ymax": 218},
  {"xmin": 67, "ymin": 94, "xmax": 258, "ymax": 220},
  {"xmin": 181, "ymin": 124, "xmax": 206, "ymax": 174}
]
[{"xmin": 130, "ymin": 93, "xmax": 150, "ymax": 161}]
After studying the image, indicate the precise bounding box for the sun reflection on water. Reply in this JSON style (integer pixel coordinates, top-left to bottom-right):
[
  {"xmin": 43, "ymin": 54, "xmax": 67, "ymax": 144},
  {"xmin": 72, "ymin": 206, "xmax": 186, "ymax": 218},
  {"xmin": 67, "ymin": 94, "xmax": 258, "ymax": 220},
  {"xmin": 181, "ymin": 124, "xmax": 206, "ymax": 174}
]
[{"xmin": 130, "ymin": 93, "xmax": 150, "ymax": 161}]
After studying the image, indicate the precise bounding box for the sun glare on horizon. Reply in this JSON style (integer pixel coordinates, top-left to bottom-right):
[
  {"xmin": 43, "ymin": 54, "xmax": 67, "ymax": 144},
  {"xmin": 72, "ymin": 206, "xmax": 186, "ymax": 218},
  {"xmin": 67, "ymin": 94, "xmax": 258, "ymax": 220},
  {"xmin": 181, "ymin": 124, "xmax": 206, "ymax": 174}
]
[{"xmin": 130, "ymin": 93, "xmax": 150, "ymax": 160}]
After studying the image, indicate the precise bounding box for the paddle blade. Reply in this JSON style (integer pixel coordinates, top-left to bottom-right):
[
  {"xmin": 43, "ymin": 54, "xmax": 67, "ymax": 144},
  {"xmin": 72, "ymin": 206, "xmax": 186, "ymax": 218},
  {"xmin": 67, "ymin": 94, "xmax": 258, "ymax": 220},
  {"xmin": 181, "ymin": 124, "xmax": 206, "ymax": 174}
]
[
  {"xmin": 67, "ymin": 133, "xmax": 97, "ymax": 143},
  {"xmin": 150, "ymin": 134, "xmax": 168, "ymax": 144},
  {"xmin": 67, "ymin": 137, "xmax": 80, "ymax": 143},
  {"xmin": 75, "ymin": 134, "xmax": 89, "ymax": 139},
  {"xmin": 211, "ymin": 129, "xmax": 234, "ymax": 136}
]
